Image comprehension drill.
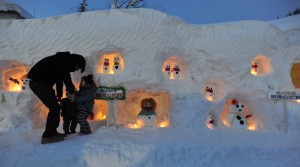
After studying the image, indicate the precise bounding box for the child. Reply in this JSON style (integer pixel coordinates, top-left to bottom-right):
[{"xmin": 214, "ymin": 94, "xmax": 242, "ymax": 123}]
[
  {"xmin": 61, "ymin": 96, "xmax": 77, "ymax": 135},
  {"xmin": 75, "ymin": 75, "xmax": 97, "ymax": 135}
]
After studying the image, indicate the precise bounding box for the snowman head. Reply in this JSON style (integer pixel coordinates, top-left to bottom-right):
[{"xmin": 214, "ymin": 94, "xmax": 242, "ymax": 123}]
[
  {"xmin": 165, "ymin": 65, "xmax": 170, "ymax": 69},
  {"xmin": 229, "ymin": 99, "xmax": 245, "ymax": 114},
  {"xmin": 21, "ymin": 78, "xmax": 30, "ymax": 92},
  {"xmin": 104, "ymin": 58, "xmax": 109, "ymax": 62},
  {"xmin": 114, "ymin": 57, "xmax": 120, "ymax": 63},
  {"xmin": 141, "ymin": 98, "xmax": 156, "ymax": 110}
]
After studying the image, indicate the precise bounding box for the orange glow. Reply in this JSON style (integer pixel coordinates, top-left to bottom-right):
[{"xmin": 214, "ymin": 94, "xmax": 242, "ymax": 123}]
[
  {"xmin": 206, "ymin": 123, "xmax": 213, "ymax": 130},
  {"xmin": 222, "ymin": 119, "xmax": 231, "ymax": 128},
  {"xmin": 206, "ymin": 96, "xmax": 214, "ymax": 101},
  {"xmin": 97, "ymin": 52, "xmax": 124, "ymax": 74},
  {"xmin": 8, "ymin": 84, "xmax": 22, "ymax": 92},
  {"xmin": 94, "ymin": 113, "xmax": 106, "ymax": 120},
  {"xmin": 251, "ymin": 69, "xmax": 257, "ymax": 76},
  {"xmin": 247, "ymin": 125, "xmax": 257, "ymax": 131},
  {"xmin": 127, "ymin": 123, "xmax": 142, "ymax": 129},
  {"xmin": 3, "ymin": 66, "xmax": 27, "ymax": 92},
  {"xmin": 158, "ymin": 120, "xmax": 169, "ymax": 128},
  {"xmin": 162, "ymin": 56, "xmax": 183, "ymax": 80}
]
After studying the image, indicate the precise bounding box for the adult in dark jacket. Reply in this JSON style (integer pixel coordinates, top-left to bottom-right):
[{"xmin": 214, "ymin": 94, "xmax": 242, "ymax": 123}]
[{"xmin": 27, "ymin": 52, "xmax": 86, "ymax": 144}]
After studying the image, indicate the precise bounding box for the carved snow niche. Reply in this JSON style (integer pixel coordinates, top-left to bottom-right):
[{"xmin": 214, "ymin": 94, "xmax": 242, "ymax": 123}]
[
  {"xmin": 96, "ymin": 52, "xmax": 125, "ymax": 75},
  {"xmin": 250, "ymin": 54, "xmax": 272, "ymax": 76},
  {"xmin": 123, "ymin": 90, "xmax": 171, "ymax": 129},
  {"xmin": 0, "ymin": 60, "xmax": 28, "ymax": 92},
  {"xmin": 221, "ymin": 98, "xmax": 257, "ymax": 131},
  {"xmin": 201, "ymin": 79, "xmax": 225, "ymax": 102},
  {"xmin": 162, "ymin": 56, "xmax": 184, "ymax": 80}
]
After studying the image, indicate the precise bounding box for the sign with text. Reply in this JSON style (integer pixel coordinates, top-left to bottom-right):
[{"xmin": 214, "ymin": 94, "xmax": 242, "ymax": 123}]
[
  {"xmin": 268, "ymin": 91, "xmax": 300, "ymax": 100},
  {"xmin": 95, "ymin": 86, "xmax": 126, "ymax": 100}
]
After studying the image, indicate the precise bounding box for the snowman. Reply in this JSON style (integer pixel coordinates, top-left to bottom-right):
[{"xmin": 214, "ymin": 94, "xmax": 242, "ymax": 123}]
[
  {"xmin": 225, "ymin": 99, "xmax": 250, "ymax": 129},
  {"xmin": 103, "ymin": 58, "xmax": 110, "ymax": 73},
  {"xmin": 20, "ymin": 74, "xmax": 31, "ymax": 93},
  {"xmin": 205, "ymin": 113, "xmax": 214, "ymax": 129},
  {"xmin": 137, "ymin": 98, "xmax": 157, "ymax": 127},
  {"xmin": 251, "ymin": 61, "xmax": 259, "ymax": 75},
  {"xmin": 163, "ymin": 64, "xmax": 171, "ymax": 79},
  {"xmin": 171, "ymin": 64, "xmax": 180, "ymax": 79},
  {"xmin": 113, "ymin": 57, "xmax": 121, "ymax": 74},
  {"xmin": 205, "ymin": 86, "xmax": 215, "ymax": 101}
]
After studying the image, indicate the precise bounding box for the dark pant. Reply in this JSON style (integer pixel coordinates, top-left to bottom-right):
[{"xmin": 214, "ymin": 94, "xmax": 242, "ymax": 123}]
[
  {"xmin": 61, "ymin": 98, "xmax": 78, "ymax": 132},
  {"xmin": 29, "ymin": 81, "xmax": 61, "ymax": 137},
  {"xmin": 78, "ymin": 110, "xmax": 91, "ymax": 134}
]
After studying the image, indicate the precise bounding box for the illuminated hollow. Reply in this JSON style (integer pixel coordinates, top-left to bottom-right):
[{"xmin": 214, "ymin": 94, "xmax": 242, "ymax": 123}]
[
  {"xmin": 93, "ymin": 100, "xmax": 108, "ymax": 121},
  {"xmin": 122, "ymin": 90, "xmax": 171, "ymax": 128},
  {"xmin": 250, "ymin": 54, "xmax": 272, "ymax": 76},
  {"xmin": 0, "ymin": 60, "xmax": 28, "ymax": 92},
  {"xmin": 97, "ymin": 52, "xmax": 125, "ymax": 75},
  {"xmin": 162, "ymin": 56, "xmax": 184, "ymax": 80}
]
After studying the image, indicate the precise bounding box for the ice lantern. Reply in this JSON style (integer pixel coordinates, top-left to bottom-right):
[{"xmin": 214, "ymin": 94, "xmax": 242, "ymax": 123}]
[
  {"xmin": 97, "ymin": 52, "xmax": 124, "ymax": 74},
  {"xmin": 0, "ymin": 60, "xmax": 28, "ymax": 92},
  {"xmin": 162, "ymin": 57, "xmax": 183, "ymax": 80},
  {"xmin": 250, "ymin": 54, "xmax": 272, "ymax": 76}
]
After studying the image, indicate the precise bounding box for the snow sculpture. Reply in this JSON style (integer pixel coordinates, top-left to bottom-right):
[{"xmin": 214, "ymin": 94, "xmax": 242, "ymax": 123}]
[
  {"xmin": 163, "ymin": 64, "xmax": 171, "ymax": 79},
  {"xmin": 103, "ymin": 58, "xmax": 110, "ymax": 74},
  {"xmin": 205, "ymin": 113, "xmax": 214, "ymax": 129},
  {"xmin": 172, "ymin": 64, "xmax": 180, "ymax": 80},
  {"xmin": 113, "ymin": 57, "xmax": 121, "ymax": 74},
  {"xmin": 137, "ymin": 98, "xmax": 157, "ymax": 127},
  {"xmin": 205, "ymin": 86, "xmax": 215, "ymax": 101},
  {"xmin": 251, "ymin": 54, "xmax": 272, "ymax": 76},
  {"xmin": 251, "ymin": 62, "xmax": 259, "ymax": 75},
  {"xmin": 225, "ymin": 99, "xmax": 252, "ymax": 129},
  {"xmin": 20, "ymin": 77, "xmax": 31, "ymax": 93}
]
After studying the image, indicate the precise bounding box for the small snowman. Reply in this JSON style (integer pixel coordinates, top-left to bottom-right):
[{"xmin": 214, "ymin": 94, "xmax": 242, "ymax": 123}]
[
  {"xmin": 251, "ymin": 62, "xmax": 259, "ymax": 75},
  {"xmin": 205, "ymin": 113, "xmax": 214, "ymax": 129},
  {"xmin": 163, "ymin": 64, "xmax": 171, "ymax": 79},
  {"xmin": 171, "ymin": 64, "xmax": 180, "ymax": 79},
  {"xmin": 225, "ymin": 99, "xmax": 252, "ymax": 129},
  {"xmin": 137, "ymin": 98, "xmax": 157, "ymax": 127},
  {"xmin": 20, "ymin": 77, "xmax": 31, "ymax": 93},
  {"xmin": 113, "ymin": 57, "xmax": 121, "ymax": 74},
  {"xmin": 205, "ymin": 86, "xmax": 215, "ymax": 101},
  {"xmin": 103, "ymin": 58, "xmax": 110, "ymax": 73}
]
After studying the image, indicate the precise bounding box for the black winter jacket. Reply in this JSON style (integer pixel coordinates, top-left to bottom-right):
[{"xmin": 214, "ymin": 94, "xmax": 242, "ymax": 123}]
[{"xmin": 27, "ymin": 52, "xmax": 77, "ymax": 97}]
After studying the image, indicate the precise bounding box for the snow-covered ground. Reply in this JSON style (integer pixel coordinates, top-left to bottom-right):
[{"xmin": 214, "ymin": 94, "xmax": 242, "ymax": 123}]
[{"xmin": 0, "ymin": 9, "xmax": 300, "ymax": 167}]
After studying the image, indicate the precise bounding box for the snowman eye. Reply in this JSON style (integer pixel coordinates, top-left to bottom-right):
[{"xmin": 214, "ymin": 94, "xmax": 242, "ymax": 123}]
[
  {"xmin": 236, "ymin": 105, "xmax": 239, "ymax": 108},
  {"xmin": 241, "ymin": 105, "xmax": 244, "ymax": 108}
]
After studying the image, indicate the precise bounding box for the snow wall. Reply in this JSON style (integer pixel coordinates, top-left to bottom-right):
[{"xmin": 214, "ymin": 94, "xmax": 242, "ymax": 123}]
[{"xmin": 0, "ymin": 9, "xmax": 300, "ymax": 133}]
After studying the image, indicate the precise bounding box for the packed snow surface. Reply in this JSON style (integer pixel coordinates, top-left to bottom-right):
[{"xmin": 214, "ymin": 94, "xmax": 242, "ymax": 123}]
[{"xmin": 0, "ymin": 9, "xmax": 300, "ymax": 167}]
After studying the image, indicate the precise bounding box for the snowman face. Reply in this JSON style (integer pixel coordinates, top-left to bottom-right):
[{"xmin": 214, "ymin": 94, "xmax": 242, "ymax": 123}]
[
  {"xmin": 104, "ymin": 58, "xmax": 109, "ymax": 62},
  {"xmin": 21, "ymin": 78, "xmax": 30, "ymax": 91},
  {"xmin": 114, "ymin": 57, "xmax": 120, "ymax": 63},
  {"xmin": 165, "ymin": 65, "xmax": 170, "ymax": 69},
  {"xmin": 230, "ymin": 103, "xmax": 245, "ymax": 113},
  {"xmin": 145, "ymin": 101, "xmax": 153, "ymax": 108}
]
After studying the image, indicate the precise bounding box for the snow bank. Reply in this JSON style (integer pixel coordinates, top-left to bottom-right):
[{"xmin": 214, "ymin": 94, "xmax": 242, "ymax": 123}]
[{"xmin": 0, "ymin": 8, "xmax": 299, "ymax": 131}]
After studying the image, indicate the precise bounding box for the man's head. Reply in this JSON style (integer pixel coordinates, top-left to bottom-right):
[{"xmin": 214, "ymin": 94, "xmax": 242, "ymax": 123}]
[{"xmin": 71, "ymin": 54, "xmax": 86, "ymax": 73}]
